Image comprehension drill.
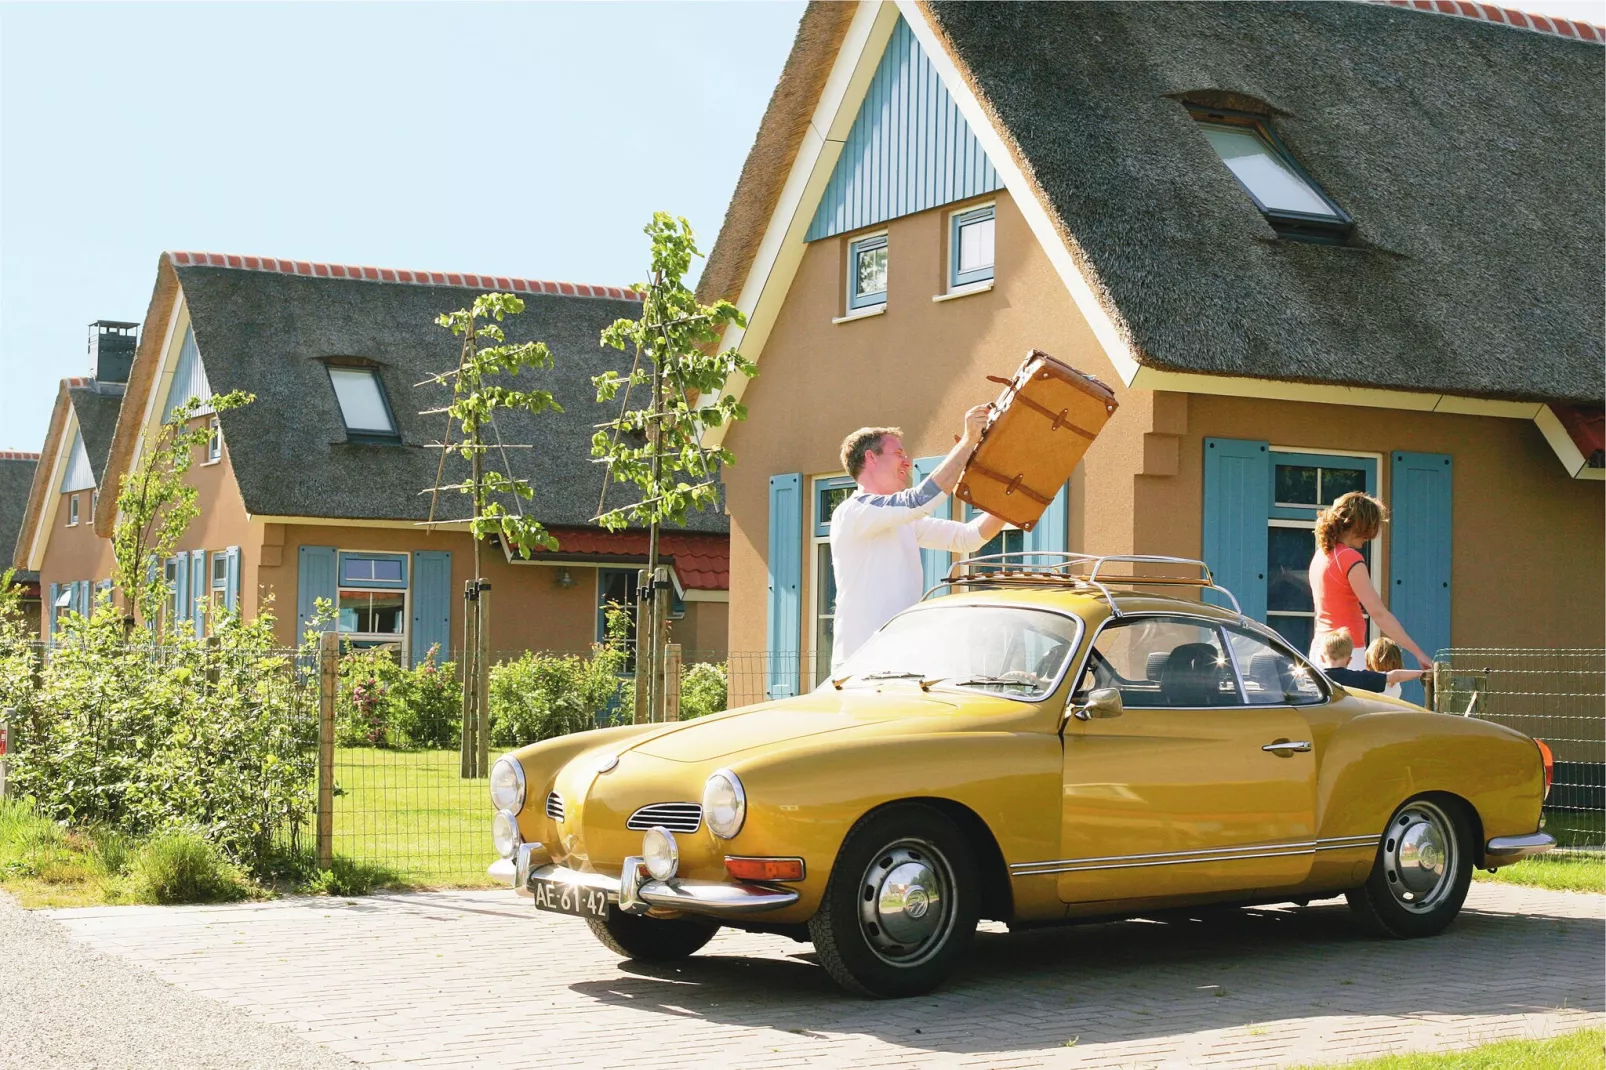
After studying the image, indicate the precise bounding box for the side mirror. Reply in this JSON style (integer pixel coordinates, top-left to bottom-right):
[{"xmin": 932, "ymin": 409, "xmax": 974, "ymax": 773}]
[{"xmin": 1069, "ymin": 687, "xmax": 1123, "ymax": 722}]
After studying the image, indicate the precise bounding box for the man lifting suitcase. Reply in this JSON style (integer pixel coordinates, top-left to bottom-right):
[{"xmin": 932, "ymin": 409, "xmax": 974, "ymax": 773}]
[{"xmin": 828, "ymin": 405, "xmax": 1007, "ymax": 674}]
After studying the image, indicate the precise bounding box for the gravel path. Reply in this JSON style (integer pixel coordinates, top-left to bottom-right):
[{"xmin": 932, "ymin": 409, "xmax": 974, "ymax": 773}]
[{"xmin": 0, "ymin": 891, "xmax": 354, "ymax": 1070}]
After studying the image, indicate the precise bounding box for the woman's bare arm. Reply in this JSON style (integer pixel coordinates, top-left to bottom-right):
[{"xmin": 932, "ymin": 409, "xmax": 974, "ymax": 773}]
[{"xmin": 1347, "ymin": 561, "xmax": 1431, "ymax": 666}]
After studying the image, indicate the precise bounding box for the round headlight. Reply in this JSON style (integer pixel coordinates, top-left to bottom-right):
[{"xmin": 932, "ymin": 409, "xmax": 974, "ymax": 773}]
[
  {"xmin": 489, "ymin": 757, "xmax": 526, "ymax": 814},
  {"xmin": 702, "ymin": 769, "xmax": 746, "ymax": 840},
  {"xmin": 642, "ymin": 826, "xmax": 679, "ymax": 882},
  {"xmin": 491, "ymin": 809, "xmax": 521, "ymax": 859}
]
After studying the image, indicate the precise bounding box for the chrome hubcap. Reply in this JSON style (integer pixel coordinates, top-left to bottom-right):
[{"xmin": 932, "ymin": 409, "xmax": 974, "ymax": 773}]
[
  {"xmin": 857, "ymin": 839, "xmax": 955, "ymax": 966},
  {"xmin": 1382, "ymin": 802, "xmax": 1458, "ymax": 913}
]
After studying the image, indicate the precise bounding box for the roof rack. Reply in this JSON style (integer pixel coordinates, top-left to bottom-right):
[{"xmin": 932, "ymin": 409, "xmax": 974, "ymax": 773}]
[{"xmin": 924, "ymin": 552, "xmax": 1243, "ymax": 619}]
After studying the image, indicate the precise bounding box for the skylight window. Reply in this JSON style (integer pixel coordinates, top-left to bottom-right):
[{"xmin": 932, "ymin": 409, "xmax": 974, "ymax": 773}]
[
  {"xmin": 327, "ymin": 366, "xmax": 399, "ymax": 440},
  {"xmin": 1191, "ymin": 109, "xmax": 1351, "ymax": 241}
]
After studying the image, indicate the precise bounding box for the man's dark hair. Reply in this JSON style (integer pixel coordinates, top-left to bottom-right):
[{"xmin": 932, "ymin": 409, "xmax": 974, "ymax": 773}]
[{"xmin": 840, "ymin": 426, "xmax": 902, "ymax": 479}]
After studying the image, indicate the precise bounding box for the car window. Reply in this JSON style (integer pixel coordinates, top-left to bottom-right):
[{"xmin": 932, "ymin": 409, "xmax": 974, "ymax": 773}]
[
  {"xmin": 1083, "ymin": 616, "xmax": 1243, "ymax": 708},
  {"xmin": 1224, "ymin": 624, "xmax": 1326, "ymax": 706},
  {"xmin": 835, "ymin": 605, "xmax": 1081, "ymax": 700}
]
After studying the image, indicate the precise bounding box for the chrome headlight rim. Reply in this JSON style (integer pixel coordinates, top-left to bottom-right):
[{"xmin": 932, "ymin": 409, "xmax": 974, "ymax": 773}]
[
  {"xmin": 642, "ymin": 825, "xmax": 679, "ymax": 881},
  {"xmin": 703, "ymin": 768, "xmax": 747, "ymax": 840},
  {"xmin": 489, "ymin": 756, "xmax": 526, "ymax": 814},
  {"xmin": 492, "ymin": 808, "xmax": 521, "ymax": 859}
]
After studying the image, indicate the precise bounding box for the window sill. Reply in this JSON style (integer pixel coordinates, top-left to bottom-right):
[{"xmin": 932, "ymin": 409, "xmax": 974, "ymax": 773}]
[
  {"xmin": 200, "ymin": 458, "xmax": 222, "ymax": 467},
  {"xmin": 932, "ymin": 280, "xmax": 994, "ymax": 303},
  {"xmin": 832, "ymin": 305, "xmax": 886, "ymax": 325}
]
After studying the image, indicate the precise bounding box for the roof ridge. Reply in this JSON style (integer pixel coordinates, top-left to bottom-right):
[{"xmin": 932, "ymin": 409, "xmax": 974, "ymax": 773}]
[
  {"xmin": 167, "ymin": 251, "xmax": 645, "ymax": 302},
  {"xmin": 62, "ymin": 376, "xmax": 92, "ymax": 388},
  {"xmin": 0, "ymin": 451, "xmax": 41, "ymax": 460},
  {"xmin": 1372, "ymin": 0, "xmax": 1604, "ymax": 42}
]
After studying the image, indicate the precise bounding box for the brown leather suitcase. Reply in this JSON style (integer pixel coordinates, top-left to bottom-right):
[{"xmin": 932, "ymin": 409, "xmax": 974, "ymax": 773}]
[{"xmin": 954, "ymin": 350, "xmax": 1118, "ymax": 531}]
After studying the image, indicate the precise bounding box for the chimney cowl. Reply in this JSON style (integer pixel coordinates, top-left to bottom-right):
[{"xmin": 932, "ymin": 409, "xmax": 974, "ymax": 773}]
[{"xmin": 89, "ymin": 320, "xmax": 138, "ymax": 385}]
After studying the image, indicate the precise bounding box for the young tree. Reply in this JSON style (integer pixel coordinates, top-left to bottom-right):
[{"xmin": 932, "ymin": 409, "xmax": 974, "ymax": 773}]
[
  {"xmin": 112, "ymin": 392, "xmax": 254, "ymax": 625},
  {"xmin": 424, "ymin": 293, "xmax": 562, "ymax": 778},
  {"xmin": 592, "ymin": 213, "xmax": 754, "ymax": 723}
]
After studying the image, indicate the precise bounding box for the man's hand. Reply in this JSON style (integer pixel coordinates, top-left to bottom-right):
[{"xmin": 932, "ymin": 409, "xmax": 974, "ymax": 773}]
[{"xmin": 961, "ymin": 403, "xmax": 991, "ymax": 447}]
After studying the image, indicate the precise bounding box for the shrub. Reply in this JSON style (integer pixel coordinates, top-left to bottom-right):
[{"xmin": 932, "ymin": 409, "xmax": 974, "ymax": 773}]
[
  {"xmin": 127, "ymin": 830, "xmax": 251, "ymax": 904},
  {"xmin": 336, "ymin": 645, "xmax": 461, "ymax": 750},
  {"xmin": 300, "ymin": 856, "xmax": 401, "ymax": 897},
  {"xmin": 388, "ymin": 646, "xmax": 462, "ymax": 749},
  {"xmin": 680, "ymin": 662, "xmax": 728, "ymax": 720},
  {"xmin": 489, "ymin": 644, "xmax": 627, "ymax": 748}
]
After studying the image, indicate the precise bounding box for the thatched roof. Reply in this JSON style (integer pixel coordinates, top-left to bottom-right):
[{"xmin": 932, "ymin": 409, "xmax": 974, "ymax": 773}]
[
  {"xmin": 703, "ymin": 1, "xmax": 1604, "ymax": 405},
  {"xmin": 0, "ymin": 454, "xmax": 39, "ymax": 574},
  {"xmin": 67, "ymin": 381, "xmax": 125, "ymax": 486},
  {"xmin": 168, "ymin": 260, "xmax": 727, "ymax": 532}
]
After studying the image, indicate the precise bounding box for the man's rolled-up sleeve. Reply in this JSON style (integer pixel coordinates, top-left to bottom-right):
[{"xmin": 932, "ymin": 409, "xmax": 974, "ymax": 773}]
[
  {"xmin": 851, "ymin": 478, "xmax": 946, "ymax": 536},
  {"xmin": 912, "ymin": 514, "xmax": 992, "ymax": 554}
]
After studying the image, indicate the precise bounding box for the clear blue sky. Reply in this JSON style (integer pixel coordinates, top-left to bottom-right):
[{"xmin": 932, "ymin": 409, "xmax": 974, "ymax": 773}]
[{"xmin": 0, "ymin": 1, "xmax": 805, "ymax": 451}]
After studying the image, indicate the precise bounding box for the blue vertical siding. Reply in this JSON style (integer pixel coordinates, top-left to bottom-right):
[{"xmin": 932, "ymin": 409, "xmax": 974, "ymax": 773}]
[
  {"xmin": 805, "ymin": 16, "xmax": 1003, "ymax": 242},
  {"xmin": 1390, "ymin": 452, "xmax": 1453, "ymax": 704},
  {"xmin": 766, "ymin": 474, "xmax": 803, "ymax": 698},
  {"xmin": 164, "ymin": 325, "xmax": 214, "ymax": 421},
  {"xmin": 1201, "ymin": 438, "xmax": 1271, "ymax": 621}
]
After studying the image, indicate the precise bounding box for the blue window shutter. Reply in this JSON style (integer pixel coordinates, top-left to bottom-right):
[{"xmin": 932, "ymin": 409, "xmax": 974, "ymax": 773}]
[
  {"xmin": 1023, "ymin": 482, "xmax": 1069, "ymax": 565},
  {"xmin": 45, "ymin": 583, "xmax": 58, "ymax": 639},
  {"xmin": 410, "ymin": 551, "xmax": 452, "ymax": 667},
  {"xmin": 190, "ymin": 552, "xmax": 207, "ymax": 634},
  {"xmin": 224, "ymin": 546, "xmax": 241, "ymax": 613},
  {"xmin": 1390, "ymin": 452, "xmax": 1453, "ymax": 704},
  {"xmin": 1201, "ymin": 438, "xmax": 1270, "ymax": 620},
  {"xmin": 911, "ymin": 457, "xmax": 952, "ymax": 595},
  {"xmin": 297, "ymin": 546, "xmax": 338, "ymax": 640},
  {"xmin": 172, "ymin": 552, "xmax": 190, "ymax": 634},
  {"xmin": 766, "ymin": 473, "xmax": 803, "ymax": 698}
]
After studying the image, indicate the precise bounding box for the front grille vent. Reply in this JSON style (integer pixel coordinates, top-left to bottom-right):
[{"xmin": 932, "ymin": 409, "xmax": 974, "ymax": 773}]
[
  {"xmin": 545, "ymin": 792, "xmax": 564, "ymax": 822},
  {"xmin": 626, "ymin": 803, "xmax": 701, "ymax": 834}
]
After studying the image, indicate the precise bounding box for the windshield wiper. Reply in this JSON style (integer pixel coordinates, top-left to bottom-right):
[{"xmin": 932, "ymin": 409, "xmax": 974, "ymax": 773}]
[
  {"xmin": 835, "ymin": 670, "xmax": 926, "ymax": 689},
  {"xmin": 919, "ymin": 672, "xmax": 1044, "ymax": 692}
]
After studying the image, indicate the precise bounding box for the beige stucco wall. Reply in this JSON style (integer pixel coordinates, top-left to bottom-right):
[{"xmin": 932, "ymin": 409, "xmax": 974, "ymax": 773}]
[
  {"xmin": 38, "ymin": 488, "xmax": 117, "ymax": 597},
  {"xmin": 722, "ymin": 190, "xmax": 1605, "ymax": 706}
]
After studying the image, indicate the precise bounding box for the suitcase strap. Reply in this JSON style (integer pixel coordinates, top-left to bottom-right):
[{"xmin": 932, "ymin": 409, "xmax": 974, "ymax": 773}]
[
  {"xmin": 1008, "ymin": 392, "xmax": 1099, "ymax": 440},
  {"xmin": 964, "ymin": 462, "xmax": 1054, "ymax": 507}
]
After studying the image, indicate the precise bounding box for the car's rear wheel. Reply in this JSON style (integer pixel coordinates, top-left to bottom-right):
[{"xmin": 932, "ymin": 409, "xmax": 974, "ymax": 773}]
[
  {"xmin": 808, "ymin": 803, "xmax": 979, "ymax": 998},
  {"xmin": 586, "ymin": 908, "xmax": 720, "ymax": 962},
  {"xmin": 1346, "ymin": 797, "xmax": 1472, "ymax": 938}
]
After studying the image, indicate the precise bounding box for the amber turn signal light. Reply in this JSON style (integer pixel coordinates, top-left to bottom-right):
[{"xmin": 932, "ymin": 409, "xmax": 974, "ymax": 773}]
[
  {"xmin": 725, "ymin": 856, "xmax": 806, "ymax": 882},
  {"xmin": 1535, "ymin": 739, "xmax": 1555, "ymax": 798}
]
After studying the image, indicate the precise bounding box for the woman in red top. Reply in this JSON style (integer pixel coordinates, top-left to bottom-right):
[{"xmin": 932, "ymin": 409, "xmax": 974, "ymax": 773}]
[{"xmin": 1308, "ymin": 491, "xmax": 1430, "ymax": 669}]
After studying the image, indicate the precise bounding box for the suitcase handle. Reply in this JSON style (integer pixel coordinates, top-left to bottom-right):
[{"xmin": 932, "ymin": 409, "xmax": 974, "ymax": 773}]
[{"xmin": 1009, "ymin": 392, "xmax": 1098, "ymax": 441}]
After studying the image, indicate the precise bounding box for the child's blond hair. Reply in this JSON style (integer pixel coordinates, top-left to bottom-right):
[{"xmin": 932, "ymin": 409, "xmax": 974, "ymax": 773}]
[
  {"xmin": 1366, "ymin": 636, "xmax": 1403, "ymax": 673},
  {"xmin": 1320, "ymin": 628, "xmax": 1355, "ymax": 663}
]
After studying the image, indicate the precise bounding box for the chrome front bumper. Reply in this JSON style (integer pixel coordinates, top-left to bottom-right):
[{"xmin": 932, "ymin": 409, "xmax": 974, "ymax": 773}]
[
  {"xmin": 1485, "ymin": 831, "xmax": 1556, "ymax": 867},
  {"xmin": 487, "ymin": 842, "xmax": 797, "ymax": 918}
]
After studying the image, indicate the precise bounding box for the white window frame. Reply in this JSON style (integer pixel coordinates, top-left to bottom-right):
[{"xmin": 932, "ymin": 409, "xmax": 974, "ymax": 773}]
[
  {"xmin": 846, "ymin": 231, "xmax": 888, "ymax": 312},
  {"xmin": 948, "ymin": 202, "xmax": 996, "ymax": 291},
  {"xmin": 66, "ymin": 494, "xmax": 79, "ymax": 526},
  {"xmin": 1266, "ymin": 445, "xmax": 1385, "ymax": 651},
  {"xmin": 335, "ymin": 548, "xmax": 409, "ymax": 658},
  {"xmin": 204, "ymin": 415, "xmax": 222, "ymax": 464},
  {"xmin": 808, "ymin": 474, "xmax": 857, "ymax": 687}
]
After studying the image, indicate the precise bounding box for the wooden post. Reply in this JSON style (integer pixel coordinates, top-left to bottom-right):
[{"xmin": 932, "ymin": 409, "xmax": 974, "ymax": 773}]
[
  {"xmin": 662, "ymin": 643, "xmax": 682, "ymax": 723},
  {"xmin": 1429, "ymin": 661, "xmax": 1450, "ymax": 714},
  {"xmin": 460, "ymin": 580, "xmax": 477, "ymax": 778},
  {"xmin": 633, "ymin": 569, "xmax": 650, "ymax": 724},
  {"xmin": 316, "ymin": 630, "xmax": 338, "ymax": 871},
  {"xmin": 477, "ymin": 582, "xmax": 491, "ymax": 777}
]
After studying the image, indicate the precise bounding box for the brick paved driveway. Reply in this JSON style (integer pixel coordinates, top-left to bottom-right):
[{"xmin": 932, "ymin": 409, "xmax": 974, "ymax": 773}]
[{"xmin": 50, "ymin": 883, "xmax": 1603, "ymax": 1069}]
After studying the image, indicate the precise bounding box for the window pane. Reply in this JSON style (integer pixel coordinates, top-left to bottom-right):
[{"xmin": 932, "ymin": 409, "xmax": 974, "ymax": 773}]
[
  {"xmin": 1267, "ymin": 614, "xmax": 1314, "ymax": 657},
  {"xmin": 370, "ymin": 558, "xmax": 403, "ymax": 583},
  {"xmin": 819, "ymin": 484, "xmax": 854, "ymax": 528},
  {"xmin": 1199, "ymin": 125, "xmax": 1336, "ymax": 217},
  {"xmin": 855, "ymin": 244, "xmax": 887, "ymax": 298},
  {"xmin": 1274, "ymin": 465, "xmax": 1318, "ymax": 506},
  {"xmin": 814, "ymin": 544, "xmax": 836, "ymax": 686},
  {"xmin": 972, "ymin": 527, "xmax": 1023, "ymax": 572},
  {"xmin": 212, "ymin": 554, "xmax": 228, "ymax": 585},
  {"xmin": 1087, "ymin": 616, "xmax": 1239, "ymax": 707},
  {"xmin": 1267, "ymin": 527, "xmax": 1315, "ymax": 614},
  {"xmin": 839, "ymin": 605, "xmax": 1079, "ymax": 699},
  {"xmin": 1319, "ymin": 467, "xmax": 1366, "ymax": 505},
  {"xmin": 957, "ymin": 216, "xmax": 994, "ymax": 273},
  {"xmin": 328, "ymin": 367, "xmax": 395, "ymax": 433},
  {"xmin": 1226, "ymin": 626, "xmax": 1325, "ymax": 705},
  {"xmin": 340, "ymin": 591, "xmax": 403, "ymax": 634}
]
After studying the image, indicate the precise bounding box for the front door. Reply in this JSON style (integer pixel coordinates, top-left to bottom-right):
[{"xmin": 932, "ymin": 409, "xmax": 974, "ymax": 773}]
[{"xmin": 1054, "ymin": 615, "xmax": 1323, "ymax": 905}]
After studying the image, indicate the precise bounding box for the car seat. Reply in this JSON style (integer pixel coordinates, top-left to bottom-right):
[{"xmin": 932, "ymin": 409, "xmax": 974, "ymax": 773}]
[
  {"xmin": 1159, "ymin": 643, "xmax": 1227, "ymax": 707},
  {"xmin": 1247, "ymin": 653, "xmax": 1288, "ymax": 703},
  {"xmin": 1145, "ymin": 651, "xmax": 1170, "ymax": 684}
]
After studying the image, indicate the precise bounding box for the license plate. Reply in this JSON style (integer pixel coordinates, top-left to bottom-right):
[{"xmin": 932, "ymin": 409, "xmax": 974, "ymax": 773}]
[{"xmin": 531, "ymin": 877, "xmax": 609, "ymax": 919}]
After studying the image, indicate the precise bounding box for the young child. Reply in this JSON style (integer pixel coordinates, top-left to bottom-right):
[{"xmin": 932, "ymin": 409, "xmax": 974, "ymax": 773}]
[
  {"xmin": 1317, "ymin": 629, "xmax": 1422, "ymax": 694},
  {"xmin": 1366, "ymin": 636, "xmax": 1407, "ymax": 699}
]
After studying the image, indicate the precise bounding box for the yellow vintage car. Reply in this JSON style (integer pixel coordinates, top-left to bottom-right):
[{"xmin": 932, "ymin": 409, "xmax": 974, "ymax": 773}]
[{"xmin": 486, "ymin": 554, "xmax": 1555, "ymax": 998}]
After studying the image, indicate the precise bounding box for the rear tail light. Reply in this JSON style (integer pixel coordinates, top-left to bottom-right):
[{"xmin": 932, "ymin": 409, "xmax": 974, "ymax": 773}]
[
  {"xmin": 1535, "ymin": 739, "xmax": 1554, "ymax": 799},
  {"xmin": 725, "ymin": 856, "xmax": 806, "ymax": 882}
]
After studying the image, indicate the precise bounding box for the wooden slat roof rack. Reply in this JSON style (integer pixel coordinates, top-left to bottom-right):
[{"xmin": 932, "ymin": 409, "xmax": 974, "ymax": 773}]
[{"xmin": 926, "ymin": 552, "xmax": 1243, "ymax": 619}]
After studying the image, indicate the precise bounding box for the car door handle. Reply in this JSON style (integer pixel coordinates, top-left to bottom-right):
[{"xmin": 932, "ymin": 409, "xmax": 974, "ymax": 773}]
[{"xmin": 1262, "ymin": 740, "xmax": 1312, "ymax": 754}]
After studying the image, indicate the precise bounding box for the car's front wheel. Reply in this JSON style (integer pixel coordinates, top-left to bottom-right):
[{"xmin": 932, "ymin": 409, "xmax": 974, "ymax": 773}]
[
  {"xmin": 808, "ymin": 803, "xmax": 980, "ymax": 998},
  {"xmin": 1346, "ymin": 796, "xmax": 1472, "ymax": 938},
  {"xmin": 586, "ymin": 908, "xmax": 720, "ymax": 962}
]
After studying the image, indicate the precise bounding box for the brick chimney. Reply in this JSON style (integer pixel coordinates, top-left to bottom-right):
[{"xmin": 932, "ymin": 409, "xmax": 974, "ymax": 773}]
[{"xmin": 89, "ymin": 320, "xmax": 138, "ymax": 384}]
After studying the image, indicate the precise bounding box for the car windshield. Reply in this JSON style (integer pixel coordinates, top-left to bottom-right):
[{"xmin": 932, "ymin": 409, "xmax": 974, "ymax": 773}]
[{"xmin": 831, "ymin": 605, "xmax": 1082, "ymax": 700}]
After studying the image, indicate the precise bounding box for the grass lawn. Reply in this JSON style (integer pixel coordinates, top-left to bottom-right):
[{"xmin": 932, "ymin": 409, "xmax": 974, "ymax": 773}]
[
  {"xmin": 1295, "ymin": 1027, "xmax": 1603, "ymax": 1069},
  {"xmin": 333, "ymin": 747, "xmax": 497, "ymax": 887},
  {"xmin": 1474, "ymin": 853, "xmax": 1604, "ymax": 894}
]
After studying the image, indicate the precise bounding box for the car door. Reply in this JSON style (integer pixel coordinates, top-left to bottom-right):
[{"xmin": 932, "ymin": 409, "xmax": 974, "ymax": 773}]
[{"xmin": 1054, "ymin": 614, "xmax": 1321, "ymax": 905}]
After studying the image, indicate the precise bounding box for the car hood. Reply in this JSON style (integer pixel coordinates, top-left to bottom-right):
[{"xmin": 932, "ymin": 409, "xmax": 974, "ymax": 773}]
[{"xmin": 625, "ymin": 688, "xmax": 966, "ymax": 763}]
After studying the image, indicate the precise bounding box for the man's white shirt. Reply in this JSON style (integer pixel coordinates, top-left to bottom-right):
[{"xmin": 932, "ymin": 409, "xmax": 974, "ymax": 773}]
[{"xmin": 828, "ymin": 477, "xmax": 991, "ymax": 673}]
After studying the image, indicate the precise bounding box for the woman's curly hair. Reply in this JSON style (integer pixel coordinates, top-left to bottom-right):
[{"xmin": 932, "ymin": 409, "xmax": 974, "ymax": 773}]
[{"xmin": 1315, "ymin": 491, "xmax": 1385, "ymax": 553}]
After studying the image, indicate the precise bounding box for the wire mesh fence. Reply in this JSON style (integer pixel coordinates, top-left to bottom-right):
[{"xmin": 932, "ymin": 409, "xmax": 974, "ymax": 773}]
[{"xmin": 1432, "ymin": 648, "xmax": 1605, "ymax": 852}]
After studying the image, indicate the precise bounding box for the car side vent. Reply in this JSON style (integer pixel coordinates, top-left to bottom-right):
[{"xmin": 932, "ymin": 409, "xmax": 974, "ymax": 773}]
[
  {"xmin": 545, "ymin": 792, "xmax": 564, "ymax": 822},
  {"xmin": 626, "ymin": 803, "xmax": 701, "ymax": 834}
]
